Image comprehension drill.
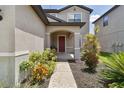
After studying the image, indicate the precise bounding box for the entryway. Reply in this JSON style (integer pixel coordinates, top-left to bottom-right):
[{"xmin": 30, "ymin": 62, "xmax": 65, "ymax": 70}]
[
  {"xmin": 57, "ymin": 53, "xmax": 74, "ymax": 61},
  {"xmin": 58, "ymin": 35, "xmax": 66, "ymax": 52}
]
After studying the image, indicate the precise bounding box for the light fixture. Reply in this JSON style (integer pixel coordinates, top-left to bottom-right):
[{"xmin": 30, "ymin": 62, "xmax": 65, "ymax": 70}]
[
  {"xmin": 73, "ymin": 7, "xmax": 76, "ymax": 11},
  {"xmin": 0, "ymin": 9, "xmax": 3, "ymax": 21}
]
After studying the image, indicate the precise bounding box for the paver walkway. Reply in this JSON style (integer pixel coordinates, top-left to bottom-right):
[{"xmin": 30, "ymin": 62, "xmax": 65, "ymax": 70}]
[{"xmin": 48, "ymin": 62, "xmax": 77, "ymax": 88}]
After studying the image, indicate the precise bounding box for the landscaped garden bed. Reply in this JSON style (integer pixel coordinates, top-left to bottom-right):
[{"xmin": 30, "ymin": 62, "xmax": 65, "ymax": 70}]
[
  {"xmin": 69, "ymin": 61, "xmax": 105, "ymax": 88},
  {"xmin": 19, "ymin": 48, "xmax": 57, "ymax": 88}
]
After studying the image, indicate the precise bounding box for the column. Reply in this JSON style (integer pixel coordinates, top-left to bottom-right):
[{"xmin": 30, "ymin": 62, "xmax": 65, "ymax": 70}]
[
  {"xmin": 46, "ymin": 33, "xmax": 50, "ymax": 48},
  {"xmin": 74, "ymin": 32, "xmax": 80, "ymax": 60}
]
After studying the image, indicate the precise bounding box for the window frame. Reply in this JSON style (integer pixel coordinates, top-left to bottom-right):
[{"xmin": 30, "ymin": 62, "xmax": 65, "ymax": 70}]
[
  {"xmin": 103, "ymin": 15, "xmax": 109, "ymax": 27},
  {"xmin": 67, "ymin": 13, "xmax": 82, "ymax": 22}
]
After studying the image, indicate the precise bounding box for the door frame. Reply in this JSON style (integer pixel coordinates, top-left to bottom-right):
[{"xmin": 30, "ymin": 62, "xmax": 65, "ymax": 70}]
[{"xmin": 57, "ymin": 35, "xmax": 66, "ymax": 53}]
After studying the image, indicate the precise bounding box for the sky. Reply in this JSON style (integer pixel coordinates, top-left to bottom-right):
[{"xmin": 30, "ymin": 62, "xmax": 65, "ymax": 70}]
[{"xmin": 42, "ymin": 5, "xmax": 113, "ymax": 34}]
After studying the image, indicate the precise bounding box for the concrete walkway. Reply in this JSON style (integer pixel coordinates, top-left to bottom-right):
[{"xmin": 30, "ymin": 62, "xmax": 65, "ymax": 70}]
[{"xmin": 48, "ymin": 62, "xmax": 77, "ymax": 88}]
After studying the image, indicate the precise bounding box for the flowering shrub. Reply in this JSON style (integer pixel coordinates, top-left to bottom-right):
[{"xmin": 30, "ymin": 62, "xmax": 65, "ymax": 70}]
[
  {"xmin": 81, "ymin": 34, "xmax": 100, "ymax": 72},
  {"xmin": 29, "ymin": 51, "xmax": 42, "ymax": 64},
  {"xmin": 31, "ymin": 63, "xmax": 48, "ymax": 82},
  {"xmin": 19, "ymin": 49, "xmax": 57, "ymax": 85}
]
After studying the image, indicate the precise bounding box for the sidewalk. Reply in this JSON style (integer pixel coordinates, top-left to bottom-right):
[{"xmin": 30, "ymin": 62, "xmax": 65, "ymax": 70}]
[{"xmin": 48, "ymin": 62, "xmax": 77, "ymax": 88}]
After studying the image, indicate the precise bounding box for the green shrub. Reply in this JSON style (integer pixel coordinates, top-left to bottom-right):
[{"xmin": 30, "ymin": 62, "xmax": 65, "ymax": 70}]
[
  {"xmin": 29, "ymin": 51, "xmax": 42, "ymax": 64},
  {"xmin": 81, "ymin": 34, "xmax": 100, "ymax": 71},
  {"xmin": 41, "ymin": 48, "xmax": 57, "ymax": 64},
  {"xmin": 20, "ymin": 60, "xmax": 34, "ymax": 72},
  {"xmin": 99, "ymin": 52, "xmax": 124, "ymax": 88},
  {"xmin": 19, "ymin": 49, "xmax": 57, "ymax": 84},
  {"xmin": 45, "ymin": 61, "xmax": 56, "ymax": 78},
  {"xmin": 108, "ymin": 82, "xmax": 124, "ymax": 88}
]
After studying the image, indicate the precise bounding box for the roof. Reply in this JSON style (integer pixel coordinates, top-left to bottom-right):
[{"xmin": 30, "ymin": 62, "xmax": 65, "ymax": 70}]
[
  {"xmin": 46, "ymin": 13, "xmax": 66, "ymax": 22},
  {"xmin": 31, "ymin": 5, "xmax": 49, "ymax": 25},
  {"xmin": 31, "ymin": 5, "xmax": 86, "ymax": 27},
  {"xmin": 43, "ymin": 5, "xmax": 93, "ymax": 13},
  {"xmin": 48, "ymin": 22, "xmax": 86, "ymax": 27},
  {"xmin": 93, "ymin": 5, "xmax": 120, "ymax": 24}
]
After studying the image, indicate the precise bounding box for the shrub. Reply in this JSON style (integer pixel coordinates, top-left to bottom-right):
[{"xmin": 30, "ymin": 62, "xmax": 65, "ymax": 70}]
[
  {"xmin": 19, "ymin": 49, "xmax": 57, "ymax": 85},
  {"xmin": 41, "ymin": 48, "xmax": 57, "ymax": 64},
  {"xmin": 20, "ymin": 60, "xmax": 34, "ymax": 72},
  {"xmin": 81, "ymin": 34, "xmax": 100, "ymax": 71},
  {"xmin": 99, "ymin": 52, "xmax": 124, "ymax": 88},
  {"xmin": 31, "ymin": 63, "xmax": 48, "ymax": 83},
  {"xmin": 45, "ymin": 61, "xmax": 56, "ymax": 78},
  {"xmin": 108, "ymin": 82, "xmax": 124, "ymax": 88},
  {"xmin": 29, "ymin": 51, "xmax": 42, "ymax": 64}
]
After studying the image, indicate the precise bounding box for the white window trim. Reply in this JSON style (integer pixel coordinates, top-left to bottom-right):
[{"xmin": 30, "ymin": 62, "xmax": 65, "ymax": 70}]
[
  {"xmin": 57, "ymin": 35, "xmax": 66, "ymax": 53},
  {"xmin": 67, "ymin": 13, "xmax": 82, "ymax": 22}
]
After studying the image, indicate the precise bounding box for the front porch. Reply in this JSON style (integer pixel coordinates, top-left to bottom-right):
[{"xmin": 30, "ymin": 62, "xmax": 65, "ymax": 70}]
[
  {"xmin": 45, "ymin": 29, "xmax": 81, "ymax": 60},
  {"xmin": 57, "ymin": 53, "xmax": 75, "ymax": 61}
]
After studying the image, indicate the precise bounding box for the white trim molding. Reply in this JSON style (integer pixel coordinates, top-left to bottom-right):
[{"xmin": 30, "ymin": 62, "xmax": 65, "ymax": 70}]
[
  {"xmin": 75, "ymin": 32, "xmax": 80, "ymax": 35},
  {"xmin": 0, "ymin": 52, "xmax": 14, "ymax": 57},
  {"xmin": 45, "ymin": 33, "xmax": 50, "ymax": 35},
  {"xmin": 0, "ymin": 50, "xmax": 29, "ymax": 57},
  {"xmin": 74, "ymin": 48, "xmax": 80, "ymax": 50},
  {"xmin": 15, "ymin": 50, "xmax": 29, "ymax": 57}
]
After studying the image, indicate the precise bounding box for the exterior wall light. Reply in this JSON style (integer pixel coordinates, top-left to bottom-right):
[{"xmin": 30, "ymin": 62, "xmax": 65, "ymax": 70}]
[{"xmin": 0, "ymin": 9, "xmax": 3, "ymax": 21}]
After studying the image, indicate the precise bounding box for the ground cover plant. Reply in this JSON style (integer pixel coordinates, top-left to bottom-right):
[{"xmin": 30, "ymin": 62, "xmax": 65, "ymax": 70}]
[
  {"xmin": 19, "ymin": 48, "xmax": 57, "ymax": 87},
  {"xmin": 99, "ymin": 52, "xmax": 124, "ymax": 88}
]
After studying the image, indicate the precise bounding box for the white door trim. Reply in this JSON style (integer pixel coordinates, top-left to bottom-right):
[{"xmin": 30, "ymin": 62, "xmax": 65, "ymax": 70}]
[{"xmin": 57, "ymin": 35, "xmax": 66, "ymax": 53}]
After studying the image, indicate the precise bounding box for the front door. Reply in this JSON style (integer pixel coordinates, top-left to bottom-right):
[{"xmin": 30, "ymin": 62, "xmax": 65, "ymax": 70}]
[{"xmin": 58, "ymin": 36, "xmax": 65, "ymax": 52}]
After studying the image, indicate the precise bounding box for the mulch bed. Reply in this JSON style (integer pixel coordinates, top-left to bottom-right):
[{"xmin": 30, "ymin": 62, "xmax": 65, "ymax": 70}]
[
  {"xmin": 20, "ymin": 78, "xmax": 50, "ymax": 88},
  {"xmin": 68, "ymin": 61, "xmax": 105, "ymax": 88}
]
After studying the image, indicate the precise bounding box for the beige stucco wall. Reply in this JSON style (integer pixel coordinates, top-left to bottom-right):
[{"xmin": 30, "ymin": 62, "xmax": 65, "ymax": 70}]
[
  {"xmin": 15, "ymin": 5, "xmax": 46, "ymax": 52},
  {"xmin": 95, "ymin": 6, "xmax": 124, "ymax": 52},
  {"xmin": 0, "ymin": 5, "xmax": 15, "ymax": 52},
  {"xmin": 0, "ymin": 6, "xmax": 15, "ymax": 86},
  {"xmin": 15, "ymin": 5, "xmax": 46, "ymax": 85},
  {"xmin": 0, "ymin": 5, "xmax": 46, "ymax": 86}
]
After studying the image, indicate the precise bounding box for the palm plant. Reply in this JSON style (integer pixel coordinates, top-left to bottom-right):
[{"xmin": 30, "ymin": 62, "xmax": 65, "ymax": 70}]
[{"xmin": 99, "ymin": 52, "xmax": 124, "ymax": 88}]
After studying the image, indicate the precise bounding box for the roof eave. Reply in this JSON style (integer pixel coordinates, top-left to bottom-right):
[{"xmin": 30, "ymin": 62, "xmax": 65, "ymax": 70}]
[
  {"xmin": 43, "ymin": 5, "xmax": 93, "ymax": 13},
  {"xmin": 31, "ymin": 5, "xmax": 49, "ymax": 25},
  {"xmin": 92, "ymin": 5, "xmax": 120, "ymax": 24},
  {"xmin": 48, "ymin": 22, "xmax": 86, "ymax": 27}
]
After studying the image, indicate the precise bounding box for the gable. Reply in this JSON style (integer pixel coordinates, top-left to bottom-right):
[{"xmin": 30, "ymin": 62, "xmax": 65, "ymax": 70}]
[
  {"xmin": 59, "ymin": 5, "xmax": 93, "ymax": 13},
  {"xmin": 59, "ymin": 6, "xmax": 91, "ymax": 14},
  {"xmin": 43, "ymin": 5, "xmax": 93, "ymax": 13}
]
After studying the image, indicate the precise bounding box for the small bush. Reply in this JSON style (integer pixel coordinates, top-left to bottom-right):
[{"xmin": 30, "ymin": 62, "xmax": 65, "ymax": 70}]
[
  {"xmin": 29, "ymin": 51, "xmax": 42, "ymax": 64},
  {"xmin": 108, "ymin": 82, "xmax": 124, "ymax": 88},
  {"xmin": 81, "ymin": 34, "xmax": 100, "ymax": 71},
  {"xmin": 20, "ymin": 60, "xmax": 34, "ymax": 72},
  {"xmin": 31, "ymin": 63, "xmax": 48, "ymax": 83},
  {"xmin": 19, "ymin": 49, "xmax": 57, "ymax": 85},
  {"xmin": 99, "ymin": 52, "xmax": 124, "ymax": 88}
]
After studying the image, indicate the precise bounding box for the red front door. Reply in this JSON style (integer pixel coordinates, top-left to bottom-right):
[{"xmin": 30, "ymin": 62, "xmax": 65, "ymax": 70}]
[{"xmin": 59, "ymin": 36, "xmax": 65, "ymax": 52}]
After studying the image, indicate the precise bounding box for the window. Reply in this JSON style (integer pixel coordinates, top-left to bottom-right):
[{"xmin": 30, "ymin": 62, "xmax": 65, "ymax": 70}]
[
  {"xmin": 68, "ymin": 13, "xmax": 81, "ymax": 22},
  {"xmin": 103, "ymin": 16, "xmax": 108, "ymax": 27}
]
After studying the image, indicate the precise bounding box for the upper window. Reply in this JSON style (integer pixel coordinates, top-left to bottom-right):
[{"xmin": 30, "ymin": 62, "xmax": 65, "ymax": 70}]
[
  {"xmin": 68, "ymin": 13, "xmax": 82, "ymax": 22},
  {"xmin": 103, "ymin": 16, "xmax": 108, "ymax": 27}
]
